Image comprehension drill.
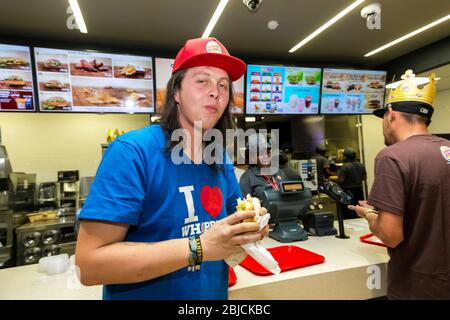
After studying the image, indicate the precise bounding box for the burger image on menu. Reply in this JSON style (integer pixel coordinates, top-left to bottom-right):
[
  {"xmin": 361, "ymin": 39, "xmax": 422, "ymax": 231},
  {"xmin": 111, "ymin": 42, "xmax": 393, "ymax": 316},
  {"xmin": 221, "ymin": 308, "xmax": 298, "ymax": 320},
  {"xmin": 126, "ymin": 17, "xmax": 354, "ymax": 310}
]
[
  {"xmin": 0, "ymin": 57, "xmax": 28, "ymax": 69},
  {"xmin": 44, "ymin": 79, "xmax": 63, "ymax": 90},
  {"xmin": 41, "ymin": 96, "xmax": 70, "ymax": 110},
  {"xmin": 43, "ymin": 59, "xmax": 62, "ymax": 70},
  {"xmin": 3, "ymin": 75, "xmax": 26, "ymax": 87}
]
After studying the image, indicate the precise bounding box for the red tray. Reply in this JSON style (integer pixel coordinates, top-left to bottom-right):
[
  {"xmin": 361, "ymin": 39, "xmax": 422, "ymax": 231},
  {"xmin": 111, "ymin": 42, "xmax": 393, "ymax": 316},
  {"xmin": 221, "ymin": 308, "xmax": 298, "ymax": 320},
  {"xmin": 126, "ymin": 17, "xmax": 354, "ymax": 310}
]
[
  {"xmin": 240, "ymin": 245, "xmax": 325, "ymax": 276},
  {"xmin": 359, "ymin": 233, "xmax": 386, "ymax": 247},
  {"xmin": 228, "ymin": 266, "xmax": 237, "ymax": 287}
]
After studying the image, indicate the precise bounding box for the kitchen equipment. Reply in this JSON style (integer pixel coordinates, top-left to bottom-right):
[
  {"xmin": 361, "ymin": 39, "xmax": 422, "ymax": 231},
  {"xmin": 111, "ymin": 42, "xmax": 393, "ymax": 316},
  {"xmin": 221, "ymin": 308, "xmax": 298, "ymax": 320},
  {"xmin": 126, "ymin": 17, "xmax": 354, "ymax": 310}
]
[
  {"xmin": 10, "ymin": 172, "xmax": 37, "ymax": 213},
  {"xmin": 37, "ymin": 181, "xmax": 59, "ymax": 210},
  {"xmin": 0, "ymin": 210, "xmax": 13, "ymax": 268},
  {"xmin": 57, "ymin": 170, "xmax": 79, "ymax": 216},
  {"xmin": 15, "ymin": 216, "xmax": 76, "ymax": 265},
  {"xmin": 79, "ymin": 176, "xmax": 94, "ymax": 207}
]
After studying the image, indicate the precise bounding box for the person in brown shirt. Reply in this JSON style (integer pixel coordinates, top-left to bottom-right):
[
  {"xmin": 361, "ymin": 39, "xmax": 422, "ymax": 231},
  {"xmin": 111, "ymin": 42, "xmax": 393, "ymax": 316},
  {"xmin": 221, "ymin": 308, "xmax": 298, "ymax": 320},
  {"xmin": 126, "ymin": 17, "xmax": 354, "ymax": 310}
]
[{"xmin": 349, "ymin": 70, "xmax": 450, "ymax": 299}]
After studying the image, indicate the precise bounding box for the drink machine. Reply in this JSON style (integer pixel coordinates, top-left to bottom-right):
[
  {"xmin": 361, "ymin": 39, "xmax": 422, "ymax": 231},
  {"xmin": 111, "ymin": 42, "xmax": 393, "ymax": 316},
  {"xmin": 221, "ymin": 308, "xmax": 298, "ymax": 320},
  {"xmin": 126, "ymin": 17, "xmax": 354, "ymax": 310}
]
[{"xmin": 57, "ymin": 170, "xmax": 79, "ymax": 216}]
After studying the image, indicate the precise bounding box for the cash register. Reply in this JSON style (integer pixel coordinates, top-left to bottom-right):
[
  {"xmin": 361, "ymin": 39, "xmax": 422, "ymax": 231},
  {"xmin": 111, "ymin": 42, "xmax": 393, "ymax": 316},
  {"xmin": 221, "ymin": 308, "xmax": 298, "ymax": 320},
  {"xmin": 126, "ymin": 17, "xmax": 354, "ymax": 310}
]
[{"xmin": 260, "ymin": 181, "xmax": 310, "ymax": 243}]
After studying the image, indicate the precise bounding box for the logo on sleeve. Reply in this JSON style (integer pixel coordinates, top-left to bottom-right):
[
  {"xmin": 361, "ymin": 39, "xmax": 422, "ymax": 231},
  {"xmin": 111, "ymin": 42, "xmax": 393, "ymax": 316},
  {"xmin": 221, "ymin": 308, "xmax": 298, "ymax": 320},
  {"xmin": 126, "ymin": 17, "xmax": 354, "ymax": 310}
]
[{"xmin": 440, "ymin": 146, "xmax": 450, "ymax": 164}]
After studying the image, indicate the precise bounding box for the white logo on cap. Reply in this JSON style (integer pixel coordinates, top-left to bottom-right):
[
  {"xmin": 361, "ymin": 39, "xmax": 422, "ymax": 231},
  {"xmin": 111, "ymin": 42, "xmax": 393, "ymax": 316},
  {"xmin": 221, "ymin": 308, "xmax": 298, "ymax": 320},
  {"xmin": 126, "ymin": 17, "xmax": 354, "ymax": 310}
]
[
  {"xmin": 420, "ymin": 107, "xmax": 428, "ymax": 114},
  {"xmin": 205, "ymin": 41, "xmax": 222, "ymax": 54}
]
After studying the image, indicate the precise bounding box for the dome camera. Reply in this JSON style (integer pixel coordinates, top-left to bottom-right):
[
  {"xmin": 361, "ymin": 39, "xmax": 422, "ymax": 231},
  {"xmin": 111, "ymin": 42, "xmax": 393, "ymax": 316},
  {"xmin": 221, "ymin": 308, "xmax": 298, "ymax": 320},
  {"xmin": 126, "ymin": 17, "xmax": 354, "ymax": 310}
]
[{"xmin": 243, "ymin": 0, "xmax": 263, "ymax": 11}]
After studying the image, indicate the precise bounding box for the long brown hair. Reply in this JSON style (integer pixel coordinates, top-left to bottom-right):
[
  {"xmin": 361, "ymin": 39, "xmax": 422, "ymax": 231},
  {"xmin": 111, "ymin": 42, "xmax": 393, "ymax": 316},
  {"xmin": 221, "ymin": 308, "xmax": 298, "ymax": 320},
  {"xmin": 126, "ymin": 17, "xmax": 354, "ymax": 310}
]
[{"xmin": 159, "ymin": 69, "xmax": 236, "ymax": 171}]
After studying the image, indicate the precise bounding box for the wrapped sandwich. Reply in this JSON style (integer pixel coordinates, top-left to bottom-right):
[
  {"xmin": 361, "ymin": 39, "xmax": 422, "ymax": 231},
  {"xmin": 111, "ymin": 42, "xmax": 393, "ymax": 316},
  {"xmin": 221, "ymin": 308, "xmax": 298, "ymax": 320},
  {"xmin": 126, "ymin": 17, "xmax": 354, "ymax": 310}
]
[
  {"xmin": 227, "ymin": 194, "xmax": 281, "ymax": 275},
  {"xmin": 235, "ymin": 194, "xmax": 261, "ymax": 222}
]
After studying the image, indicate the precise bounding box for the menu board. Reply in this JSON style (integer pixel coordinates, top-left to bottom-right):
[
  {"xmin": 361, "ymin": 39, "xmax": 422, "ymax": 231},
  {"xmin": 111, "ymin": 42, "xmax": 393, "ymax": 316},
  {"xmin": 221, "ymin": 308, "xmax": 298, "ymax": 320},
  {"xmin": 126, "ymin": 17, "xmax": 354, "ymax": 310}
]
[
  {"xmin": 0, "ymin": 44, "xmax": 36, "ymax": 112},
  {"xmin": 155, "ymin": 57, "xmax": 244, "ymax": 115},
  {"xmin": 34, "ymin": 47, "xmax": 154, "ymax": 113},
  {"xmin": 320, "ymin": 68, "xmax": 386, "ymax": 114},
  {"xmin": 246, "ymin": 64, "xmax": 321, "ymax": 115}
]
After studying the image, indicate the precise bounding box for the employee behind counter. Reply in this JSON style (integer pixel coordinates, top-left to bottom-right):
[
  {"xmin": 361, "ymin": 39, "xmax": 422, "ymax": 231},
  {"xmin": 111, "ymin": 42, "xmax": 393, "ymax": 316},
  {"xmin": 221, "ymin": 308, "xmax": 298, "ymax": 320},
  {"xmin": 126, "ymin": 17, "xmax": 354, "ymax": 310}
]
[{"xmin": 239, "ymin": 133, "xmax": 301, "ymax": 201}]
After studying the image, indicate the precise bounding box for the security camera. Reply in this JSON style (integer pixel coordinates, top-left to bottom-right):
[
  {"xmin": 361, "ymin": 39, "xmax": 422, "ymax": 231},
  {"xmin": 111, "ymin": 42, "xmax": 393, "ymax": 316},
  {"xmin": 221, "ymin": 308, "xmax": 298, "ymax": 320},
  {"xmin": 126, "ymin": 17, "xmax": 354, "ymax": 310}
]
[
  {"xmin": 361, "ymin": 3, "xmax": 381, "ymax": 29},
  {"xmin": 360, "ymin": 3, "xmax": 381, "ymax": 22},
  {"xmin": 243, "ymin": 0, "xmax": 263, "ymax": 11}
]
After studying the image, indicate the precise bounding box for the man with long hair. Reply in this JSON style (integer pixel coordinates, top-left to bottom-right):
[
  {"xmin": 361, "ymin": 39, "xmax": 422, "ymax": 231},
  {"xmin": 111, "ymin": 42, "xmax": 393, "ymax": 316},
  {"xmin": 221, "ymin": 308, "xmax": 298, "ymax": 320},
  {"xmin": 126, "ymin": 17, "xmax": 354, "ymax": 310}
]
[{"xmin": 75, "ymin": 38, "xmax": 268, "ymax": 299}]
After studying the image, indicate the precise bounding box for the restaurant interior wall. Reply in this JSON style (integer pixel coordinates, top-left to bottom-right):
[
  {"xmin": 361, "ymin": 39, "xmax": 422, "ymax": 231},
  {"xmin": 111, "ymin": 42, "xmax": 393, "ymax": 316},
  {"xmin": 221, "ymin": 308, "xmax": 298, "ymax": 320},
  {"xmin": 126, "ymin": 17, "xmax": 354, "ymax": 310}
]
[{"xmin": 0, "ymin": 113, "xmax": 149, "ymax": 182}]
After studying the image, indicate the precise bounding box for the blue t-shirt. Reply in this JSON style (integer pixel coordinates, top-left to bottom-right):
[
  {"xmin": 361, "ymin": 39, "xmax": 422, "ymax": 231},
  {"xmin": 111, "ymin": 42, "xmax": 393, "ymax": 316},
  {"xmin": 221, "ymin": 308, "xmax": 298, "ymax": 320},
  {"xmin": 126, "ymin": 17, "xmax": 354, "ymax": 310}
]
[{"xmin": 79, "ymin": 124, "xmax": 242, "ymax": 300}]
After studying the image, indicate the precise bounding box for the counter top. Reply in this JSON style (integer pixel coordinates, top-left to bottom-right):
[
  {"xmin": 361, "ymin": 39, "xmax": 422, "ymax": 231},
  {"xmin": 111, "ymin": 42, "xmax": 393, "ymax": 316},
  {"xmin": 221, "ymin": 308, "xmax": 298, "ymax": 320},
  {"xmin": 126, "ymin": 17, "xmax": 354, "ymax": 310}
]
[{"xmin": 0, "ymin": 219, "xmax": 389, "ymax": 300}]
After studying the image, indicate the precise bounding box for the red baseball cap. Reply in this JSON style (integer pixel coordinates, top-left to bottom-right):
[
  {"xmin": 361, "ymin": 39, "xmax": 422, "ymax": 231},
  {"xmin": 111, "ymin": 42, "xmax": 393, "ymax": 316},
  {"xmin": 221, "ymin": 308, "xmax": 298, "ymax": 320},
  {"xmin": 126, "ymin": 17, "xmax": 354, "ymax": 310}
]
[{"xmin": 172, "ymin": 37, "xmax": 246, "ymax": 81}]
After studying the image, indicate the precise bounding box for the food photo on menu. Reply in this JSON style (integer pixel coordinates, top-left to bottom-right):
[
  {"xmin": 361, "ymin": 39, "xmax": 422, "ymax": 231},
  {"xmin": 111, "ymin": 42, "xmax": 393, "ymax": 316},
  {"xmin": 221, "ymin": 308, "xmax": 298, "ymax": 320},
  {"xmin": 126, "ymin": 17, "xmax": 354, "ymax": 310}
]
[
  {"xmin": 37, "ymin": 72, "xmax": 71, "ymax": 92},
  {"xmin": 39, "ymin": 91, "xmax": 72, "ymax": 111},
  {"xmin": 69, "ymin": 54, "xmax": 112, "ymax": 77},
  {"xmin": 70, "ymin": 77, "xmax": 153, "ymax": 109},
  {"xmin": 0, "ymin": 70, "xmax": 33, "ymax": 90},
  {"xmin": 0, "ymin": 90, "xmax": 34, "ymax": 110},
  {"xmin": 35, "ymin": 52, "xmax": 69, "ymax": 73},
  {"xmin": 0, "ymin": 50, "xmax": 30, "ymax": 70},
  {"xmin": 114, "ymin": 59, "xmax": 152, "ymax": 79}
]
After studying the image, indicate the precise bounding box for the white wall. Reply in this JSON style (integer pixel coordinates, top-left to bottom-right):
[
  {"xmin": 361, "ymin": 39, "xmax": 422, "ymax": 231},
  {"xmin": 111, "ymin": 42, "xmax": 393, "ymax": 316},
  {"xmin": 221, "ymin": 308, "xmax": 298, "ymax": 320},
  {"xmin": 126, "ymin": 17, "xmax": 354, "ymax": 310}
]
[
  {"xmin": 0, "ymin": 113, "xmax": 149, "ymax": 182},
  {"xmin": 361, "ymin": 88, "xmax": 450, "ymax": 193},
  {"xmin": 361, "ymin": 115, "xmax": 384, "ymax": 193},
  {"xmin": 429, "ymin": 88, "xmax": 450, "ymax": 134}
]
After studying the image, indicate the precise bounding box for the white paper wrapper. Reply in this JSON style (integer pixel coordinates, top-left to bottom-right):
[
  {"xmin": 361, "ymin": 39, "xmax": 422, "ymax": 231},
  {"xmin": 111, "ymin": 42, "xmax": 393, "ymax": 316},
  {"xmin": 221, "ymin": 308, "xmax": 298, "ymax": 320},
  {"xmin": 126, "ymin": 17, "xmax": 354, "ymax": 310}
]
[{"xmin": 226, "ymin": 213, "xmax": 281, "ymax": 275}]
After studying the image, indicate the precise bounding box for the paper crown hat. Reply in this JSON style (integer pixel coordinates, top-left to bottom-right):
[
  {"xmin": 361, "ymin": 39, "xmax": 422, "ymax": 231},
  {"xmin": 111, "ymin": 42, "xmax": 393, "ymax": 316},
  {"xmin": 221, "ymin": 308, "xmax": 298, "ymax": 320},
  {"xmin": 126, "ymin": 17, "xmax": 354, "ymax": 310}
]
[{"xmin": 373, "ymin": 69, "xmax": 440, "ymax": 119}]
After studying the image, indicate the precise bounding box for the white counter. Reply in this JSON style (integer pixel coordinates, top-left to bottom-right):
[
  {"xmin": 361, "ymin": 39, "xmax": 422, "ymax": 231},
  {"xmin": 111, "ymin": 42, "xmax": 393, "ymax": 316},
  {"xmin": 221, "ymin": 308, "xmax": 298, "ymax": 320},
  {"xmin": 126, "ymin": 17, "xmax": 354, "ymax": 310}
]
[{"xmin": 0, "ymin": 219, "xmax": 389, "ymax": 300}]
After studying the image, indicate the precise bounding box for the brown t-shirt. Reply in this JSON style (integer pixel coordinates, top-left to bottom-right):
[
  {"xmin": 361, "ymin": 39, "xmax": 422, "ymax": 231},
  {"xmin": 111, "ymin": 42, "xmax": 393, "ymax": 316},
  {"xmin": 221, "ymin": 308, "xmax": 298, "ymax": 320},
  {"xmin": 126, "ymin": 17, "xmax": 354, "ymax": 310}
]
[{"xmin": 369, "ymin": 134, "xmax": 450, "ymax": 299}]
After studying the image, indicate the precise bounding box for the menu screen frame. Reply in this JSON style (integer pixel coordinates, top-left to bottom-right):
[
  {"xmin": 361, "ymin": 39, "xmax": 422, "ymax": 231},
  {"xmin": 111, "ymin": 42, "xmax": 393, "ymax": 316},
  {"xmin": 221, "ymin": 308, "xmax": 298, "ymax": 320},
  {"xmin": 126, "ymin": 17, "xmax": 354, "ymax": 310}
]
[
  {"xmin": 245, "ymin": 64, "xmax": 322, "ymax": 115},
  {"xmin": 0, "ymin": 43, "xmax": 37, "ymax": 112},
  {"xmin": 34, "ymin": 46, "xmax": 156, "ymax": 114},
  {"xmin": 320, "ymin": 68, "xmax": 387, "ymax": 115}
]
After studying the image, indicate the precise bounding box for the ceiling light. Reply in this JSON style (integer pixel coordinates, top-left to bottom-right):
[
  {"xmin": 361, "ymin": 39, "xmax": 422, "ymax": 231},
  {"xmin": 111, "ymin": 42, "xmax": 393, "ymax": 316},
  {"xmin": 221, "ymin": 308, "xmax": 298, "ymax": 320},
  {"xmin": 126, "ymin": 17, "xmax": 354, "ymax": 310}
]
[
  {"xmin": 267, "ymin": 20, "xmax": 279, "ymax": 30},
  {"xmin": 245, "ymin": 117, "xmax": 256, "ymax": 122},
  {"xmin": 68, "ymin": 0, "xmax": 88, "ymax": 33},
  {"xmin": 202, "ymin": 0, "xmax": 229, "ymax": 38},
  {"xmin": 364, "ymin": 14, "xmax": 450, "ymax": 57},
  {"xmin": 289, "ymin": 0, "xmax": 366, "ymax": 53}
]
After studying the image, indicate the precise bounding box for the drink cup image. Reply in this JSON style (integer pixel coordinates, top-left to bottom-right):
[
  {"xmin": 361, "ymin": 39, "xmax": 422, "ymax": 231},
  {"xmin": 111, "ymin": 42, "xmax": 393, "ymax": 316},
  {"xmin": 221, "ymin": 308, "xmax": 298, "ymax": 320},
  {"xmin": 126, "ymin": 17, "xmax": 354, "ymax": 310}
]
[
  {"xmin": 328, "ymin": 99, "xmax": 334, "ymax": 111},
  {"xmin": 298, "ymin": 98, "xmax": 305, "ymax": 112},
  {"xmin": 334, "ymin": 98, "xmax": 340, "ymax": 108},
  {"xmin": 289, "ymin": 94, "xmax": 299, "ymax": 109},
  {"xmin": 15, "ymin": 98, "xmax": 26, "ymax": 109},
  {"xmin": 305, "ymin": 96, "xmax": 312, "ymax": 107}
]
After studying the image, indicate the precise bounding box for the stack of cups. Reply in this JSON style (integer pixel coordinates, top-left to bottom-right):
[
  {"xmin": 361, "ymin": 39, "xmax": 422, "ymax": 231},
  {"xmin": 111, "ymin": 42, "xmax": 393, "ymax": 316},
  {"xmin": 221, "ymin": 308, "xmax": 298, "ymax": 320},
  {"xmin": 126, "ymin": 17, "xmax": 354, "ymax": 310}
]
[{"xmin": 38, "ymin": 254, "xmax": 69, "ymax": 275}]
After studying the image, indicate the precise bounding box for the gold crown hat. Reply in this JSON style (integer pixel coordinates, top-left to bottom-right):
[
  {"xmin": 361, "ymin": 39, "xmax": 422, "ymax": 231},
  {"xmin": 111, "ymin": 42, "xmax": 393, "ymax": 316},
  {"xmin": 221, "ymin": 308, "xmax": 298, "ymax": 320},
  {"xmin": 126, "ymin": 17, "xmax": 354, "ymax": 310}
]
[{"xmin": 373, "ymin": 69, "xmax": 440, "ymax": 119}]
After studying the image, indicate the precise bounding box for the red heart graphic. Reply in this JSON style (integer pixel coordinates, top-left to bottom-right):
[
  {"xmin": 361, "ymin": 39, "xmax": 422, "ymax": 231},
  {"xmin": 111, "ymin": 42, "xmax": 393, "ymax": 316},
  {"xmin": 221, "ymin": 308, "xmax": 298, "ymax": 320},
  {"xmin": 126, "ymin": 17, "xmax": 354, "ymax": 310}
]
[{"xmin": 200, "ymin": 186, "xmax": 223, "ymax": 219}]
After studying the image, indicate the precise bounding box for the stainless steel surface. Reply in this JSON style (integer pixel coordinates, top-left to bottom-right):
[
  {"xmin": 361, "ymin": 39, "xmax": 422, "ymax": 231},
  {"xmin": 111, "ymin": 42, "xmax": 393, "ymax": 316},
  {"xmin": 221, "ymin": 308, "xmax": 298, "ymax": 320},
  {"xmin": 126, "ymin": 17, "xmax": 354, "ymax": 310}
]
[
  {"xmin": 0, "ymin": 145, "xmax": 12, "ymax": 179},
  {"xmin": 15, "ymin": 216, "xmax": 76, "ymax": 266},
  {"xmin": 0, "ymin": 191, "xmax": 11, "ymax": 211},
  {"xmin": 0, "ymin": 210, "xmax": 13, "ymax": 267}
]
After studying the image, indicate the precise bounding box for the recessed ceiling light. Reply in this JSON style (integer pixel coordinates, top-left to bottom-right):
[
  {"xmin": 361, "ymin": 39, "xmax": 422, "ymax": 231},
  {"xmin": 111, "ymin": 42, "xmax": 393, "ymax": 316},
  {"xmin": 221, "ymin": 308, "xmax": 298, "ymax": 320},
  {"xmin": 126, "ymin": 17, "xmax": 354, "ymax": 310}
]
[
  {"xmin": 68, "ymin": 0, "xmax": 88, "ymax": 34},
  {"xmin": 289, "ymin": 0, "xmax": 366, "ymax": 53},
  {"xmin": 202, "ymin": 0, "xmax": 230, "ymax": 38},
  {"xmin": 364, "ymin": 14, "xmax": 450, "ymax": 57},
  {"xmin": 267, "ymin": 20, "xmax": 279, "ymax": 30}
]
